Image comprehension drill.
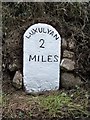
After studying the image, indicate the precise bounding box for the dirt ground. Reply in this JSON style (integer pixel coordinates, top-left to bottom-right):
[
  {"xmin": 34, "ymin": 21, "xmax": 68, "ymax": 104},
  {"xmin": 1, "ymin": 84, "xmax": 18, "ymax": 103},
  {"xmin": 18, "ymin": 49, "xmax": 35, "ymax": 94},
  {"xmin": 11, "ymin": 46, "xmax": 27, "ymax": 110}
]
[{"xmin": 1, "ymin": 74, "xmax": 90, "ymax": 120}]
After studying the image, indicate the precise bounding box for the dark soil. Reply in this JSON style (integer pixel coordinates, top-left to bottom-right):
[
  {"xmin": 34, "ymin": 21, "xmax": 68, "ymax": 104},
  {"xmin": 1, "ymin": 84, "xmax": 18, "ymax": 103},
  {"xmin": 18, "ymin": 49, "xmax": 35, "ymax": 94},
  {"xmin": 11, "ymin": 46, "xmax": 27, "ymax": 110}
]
[{"xmin": 2, "ymin": 76, "xmax": 90, "ymax": 120}]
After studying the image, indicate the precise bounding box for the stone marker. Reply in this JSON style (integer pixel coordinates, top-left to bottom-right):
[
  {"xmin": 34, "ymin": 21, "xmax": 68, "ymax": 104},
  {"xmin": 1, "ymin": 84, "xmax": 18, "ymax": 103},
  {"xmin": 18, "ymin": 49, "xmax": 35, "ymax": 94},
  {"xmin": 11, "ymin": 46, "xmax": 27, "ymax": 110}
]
[{"xmin": 23, "ymin": 23, "xmax": 61, "ymax": 93}]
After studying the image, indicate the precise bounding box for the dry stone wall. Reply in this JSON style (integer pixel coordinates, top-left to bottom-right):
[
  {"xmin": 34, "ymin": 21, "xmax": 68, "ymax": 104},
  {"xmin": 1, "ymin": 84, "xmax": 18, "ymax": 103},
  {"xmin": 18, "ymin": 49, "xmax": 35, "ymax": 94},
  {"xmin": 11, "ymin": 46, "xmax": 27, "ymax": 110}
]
[
  {"xmin": 3, "ymin": 2, "xmax": 90, "ymax": 91},
  {"xmin": 3, "ymin": 17, "xmax": 82, "ymax": 91},
  {"xmin": 61, "ymin": 37, "xmax": 82, "ymax": 89}
]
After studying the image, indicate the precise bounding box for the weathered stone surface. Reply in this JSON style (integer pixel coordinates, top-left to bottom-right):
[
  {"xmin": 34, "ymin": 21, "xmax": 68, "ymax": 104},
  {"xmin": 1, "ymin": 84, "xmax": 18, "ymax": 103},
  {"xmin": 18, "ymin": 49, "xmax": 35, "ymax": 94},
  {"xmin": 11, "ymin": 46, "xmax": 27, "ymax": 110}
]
[
  {"xmin": 62, "ymin": 38, "xmax": 67, "ymax": 49},
  {"xmin": 13, "ymin": 71, "xmax": 22, "ymax": 89},
  {"xmin": 63, "ymin": 50, "xmax": 74, "ymax": 59},
  {"xmin": 8, "ymin": 63, "xmax": 17, "ymax": 72},
  {"xmin": 61, "ymin": 73, "xmax": 82, "ymax": 89},
  {"xmin": 2, "ymin": 63, "xmax": 5, "ymax": 71},
  {"xmin": 61, "ymin": 58, "xmax": 75, "ymax": 71},
  {"xmin": 68, "ymin": 39, "xmax": 75, "ymax": 50}
]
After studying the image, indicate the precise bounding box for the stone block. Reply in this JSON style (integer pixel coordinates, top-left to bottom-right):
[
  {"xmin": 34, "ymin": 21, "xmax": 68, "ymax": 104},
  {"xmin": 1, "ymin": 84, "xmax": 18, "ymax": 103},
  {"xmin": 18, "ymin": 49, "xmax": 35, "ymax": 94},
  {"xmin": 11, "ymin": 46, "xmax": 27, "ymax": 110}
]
[
  {"xmin": 61, "ymin": 72, "xmax": 82, "ymax": 89},
  {"xmin": 61, "ymin": 58, "xmax": 75, "ymax": 71},
  {"xmin": 68, "ymin": 39, "xmax": 75, "ymax": 50},
  {"xmin": 63, "ymin": 50, "xmax": 74, "ymax": 59},
  {"xmin": 62, "ymin": 38, "xmax": 67, "ymax": 49},
  {"xmin": 8, "ymin": 63, "xmax": 17, "ymax": 72},
  {"xmin": 13, "ymin": 71, "xmax": 22, "ymax": 89}
]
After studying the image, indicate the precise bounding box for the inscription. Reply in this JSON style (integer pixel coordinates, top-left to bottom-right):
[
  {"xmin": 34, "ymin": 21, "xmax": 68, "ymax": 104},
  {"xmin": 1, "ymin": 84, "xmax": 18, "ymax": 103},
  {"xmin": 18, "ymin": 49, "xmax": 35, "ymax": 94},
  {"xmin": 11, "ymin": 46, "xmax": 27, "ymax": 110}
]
[
  {"xmin": 23, "ymin": 23, "xmax": 61, "ymax": 93},
  {"xmin": 29, "ymin": 55, "xmax": 59, "ymax": 62},
  {"xmin": 25, "ymin": 27, "xmax": 59, "ymax": 40},
  {"xmin": 39, "ymin": 39, "xmax": 45, "ymax": 48}
]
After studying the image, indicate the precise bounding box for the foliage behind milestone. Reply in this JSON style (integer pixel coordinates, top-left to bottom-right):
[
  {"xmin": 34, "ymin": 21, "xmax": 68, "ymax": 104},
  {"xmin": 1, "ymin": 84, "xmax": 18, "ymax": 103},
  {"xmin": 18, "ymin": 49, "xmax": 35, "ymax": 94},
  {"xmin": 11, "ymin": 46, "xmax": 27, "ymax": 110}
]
[{"xmin": 2, "ymin": 2, "xmax": 90, "ymax": 82}]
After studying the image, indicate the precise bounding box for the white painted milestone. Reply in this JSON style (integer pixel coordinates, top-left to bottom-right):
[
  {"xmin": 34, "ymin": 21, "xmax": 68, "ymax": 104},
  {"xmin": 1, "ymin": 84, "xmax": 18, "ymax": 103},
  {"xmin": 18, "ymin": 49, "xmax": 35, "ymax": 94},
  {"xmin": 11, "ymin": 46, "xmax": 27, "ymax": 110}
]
[{"xmin": 23, "ymin": 23, "xmax": 61, "ymax": 93}]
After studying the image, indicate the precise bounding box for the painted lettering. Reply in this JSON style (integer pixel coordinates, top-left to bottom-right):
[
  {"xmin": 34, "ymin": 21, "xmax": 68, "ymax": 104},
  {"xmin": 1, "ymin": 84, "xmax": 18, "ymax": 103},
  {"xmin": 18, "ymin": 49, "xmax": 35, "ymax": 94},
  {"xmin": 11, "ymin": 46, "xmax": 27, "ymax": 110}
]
[
  {"xmin": 48, "ymin": 55, "xmax": 52, "ymax": 62},
  {"xmin": 43, "ymin": 28, "xmax": 46, "ymax": 33},
  {"xmin": 38, "ymin": 28, "xmax": 42, "ymax": 33},
  {"xmin": 29, "ymin": 55, "xmax": 36, "ymax": 61},
  {"xmin": 33, "ymin": 28, "xmax": 38, "ymax": 33},
  {"xmin": 25, "ymin": 27, "xmax": 60, "ymax": 41},
  {"xmin": 53, "ymin": 34, "xmax": 59, "ymax": 40},
  {"xmin": 42, "ymin": 56, "xmax": 46, "ymax": 62},
  {"xmin": 49, "ymin": 31, "xmax": 54, "ymax": 36},
  {"xmin": 47, "ymin": 29, "xmax": 52, "ymax": 34},
  {"xmin": 54, "ymin": 55, "xmax": 59, "ymax": 62},
  {"xmin": 29, "ymin": 55, "xmax": 59, "ymax": 62}
]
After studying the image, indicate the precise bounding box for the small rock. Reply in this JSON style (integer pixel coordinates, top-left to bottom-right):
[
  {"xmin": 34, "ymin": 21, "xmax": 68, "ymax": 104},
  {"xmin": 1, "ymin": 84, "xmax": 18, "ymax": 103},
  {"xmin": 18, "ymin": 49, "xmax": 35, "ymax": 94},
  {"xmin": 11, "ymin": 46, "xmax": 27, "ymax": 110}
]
[
  {"xmin": 13, "ymin": 71, "xmax": 22, "ymax": 89},
  {"xmin": 68, "ymin": 39, "xmax": 75, "ymax": 50},
  {"xmin": 61, "ymin": 58, "xmax": 75, "ymax": 71},
  {"xmin": 62, "ymin": 38, "xmax": 67, "ymax": 48},
  {"xmin": 61, "ymin": 73, "xmax": 82, "ymax": 89},
  {"xmin": 2, "ymin": 64, "xmax": 6, "ymax": 71},
  {"xmin": 8, "ymin": 63, "xmax": 17, "ymax": 72},
  {"xmin": 63, "ymin": 50, "xmax": 74, "ymax": 59}
]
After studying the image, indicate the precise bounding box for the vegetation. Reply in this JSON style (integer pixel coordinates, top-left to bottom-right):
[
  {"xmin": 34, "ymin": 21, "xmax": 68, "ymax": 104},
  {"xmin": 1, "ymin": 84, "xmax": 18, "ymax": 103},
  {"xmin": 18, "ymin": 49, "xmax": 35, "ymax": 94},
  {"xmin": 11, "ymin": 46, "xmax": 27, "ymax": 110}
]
[
  {"xmin": 2, "ymin": 88, "xmax": 89, "ymax": 119},
  {"xmin": 39, "ymin": 90, "xmax": 89, "ymax": 118},
  {"xmin": 2, "ymin": 2, "xmax": 90, "ymax": 82}
]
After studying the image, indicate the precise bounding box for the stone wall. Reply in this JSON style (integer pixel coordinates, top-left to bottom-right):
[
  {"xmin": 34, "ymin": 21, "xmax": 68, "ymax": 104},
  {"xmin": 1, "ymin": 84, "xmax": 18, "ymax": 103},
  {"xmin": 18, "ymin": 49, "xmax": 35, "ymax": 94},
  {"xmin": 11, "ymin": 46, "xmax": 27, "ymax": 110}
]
[
  {"xmin": 2, "ymin": 17, "xmax": 82, "ymax": 90},
  {"xmin": 3, "ymin": 2, "xmax": 90, "ymax": 91},
  {"xmin": 61, "ymin": 38, "xmax": 82, "ymax": 89}
]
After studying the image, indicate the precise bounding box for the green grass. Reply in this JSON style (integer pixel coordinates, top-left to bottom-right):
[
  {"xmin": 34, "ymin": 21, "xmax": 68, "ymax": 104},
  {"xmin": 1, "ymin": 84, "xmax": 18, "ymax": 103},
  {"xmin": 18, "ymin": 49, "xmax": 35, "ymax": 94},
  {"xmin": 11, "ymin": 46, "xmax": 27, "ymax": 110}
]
[
  {"xmin": 1, "ymin": 92, "xmax": 9, "ymax": 107},
  {"xmin": 39, "ymin": 92, "xmax": 89, "ymax": 118},
  {"xmin": 2, "ymin": 89, "xmax": 89, "ymax": 119},
  {"xmin": 0, "ymin": 92, "xmax": 2, "ymax": 106}
]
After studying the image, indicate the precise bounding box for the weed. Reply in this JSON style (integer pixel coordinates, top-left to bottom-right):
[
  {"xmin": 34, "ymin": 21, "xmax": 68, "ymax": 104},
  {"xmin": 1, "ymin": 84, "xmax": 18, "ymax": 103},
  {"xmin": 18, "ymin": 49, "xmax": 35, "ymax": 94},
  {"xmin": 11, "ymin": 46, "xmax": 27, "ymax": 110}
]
[{"xmin": 39, "ymin": 92, "xmax": 89, "ymax": 118}]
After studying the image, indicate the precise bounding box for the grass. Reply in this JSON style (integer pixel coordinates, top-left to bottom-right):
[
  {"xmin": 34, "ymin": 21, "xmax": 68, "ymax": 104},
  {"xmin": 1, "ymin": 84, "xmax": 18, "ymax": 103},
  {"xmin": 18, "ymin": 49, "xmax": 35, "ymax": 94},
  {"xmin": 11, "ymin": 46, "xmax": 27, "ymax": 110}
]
[
  {"xmin": 1, "ymin": 92, "xmax": 11, "ymax": 109},
  {"xmin": 2, "ymin": 88, "xmax": 89, "ymax": 119},
  {"xmin": 40, "ymin": 92, "xmax": 71, "ymax": 115},
  {"xmin": 39, "ymin": 91, "xmax": 89, "ymax": 118},
  {"xmin": 0, "ymin": 92, "xmax": 2, "ymax": 106}
]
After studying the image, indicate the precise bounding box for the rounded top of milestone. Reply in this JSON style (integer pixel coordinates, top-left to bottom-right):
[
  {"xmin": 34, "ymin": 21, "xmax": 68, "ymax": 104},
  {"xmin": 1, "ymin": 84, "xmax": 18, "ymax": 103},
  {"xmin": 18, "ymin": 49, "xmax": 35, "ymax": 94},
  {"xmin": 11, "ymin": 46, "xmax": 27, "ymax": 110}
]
[{"xmin": 24, "ymin": 23, "xmax": 61, "ymax": 41}]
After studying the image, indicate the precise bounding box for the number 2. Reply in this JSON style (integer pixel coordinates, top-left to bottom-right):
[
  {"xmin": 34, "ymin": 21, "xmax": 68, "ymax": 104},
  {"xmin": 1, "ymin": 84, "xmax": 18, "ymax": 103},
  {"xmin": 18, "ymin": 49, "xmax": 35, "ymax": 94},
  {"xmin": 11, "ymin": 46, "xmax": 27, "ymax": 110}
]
[{"xmin": 39, "ymin": 39, "xmax": 45, "ymax": 48}]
